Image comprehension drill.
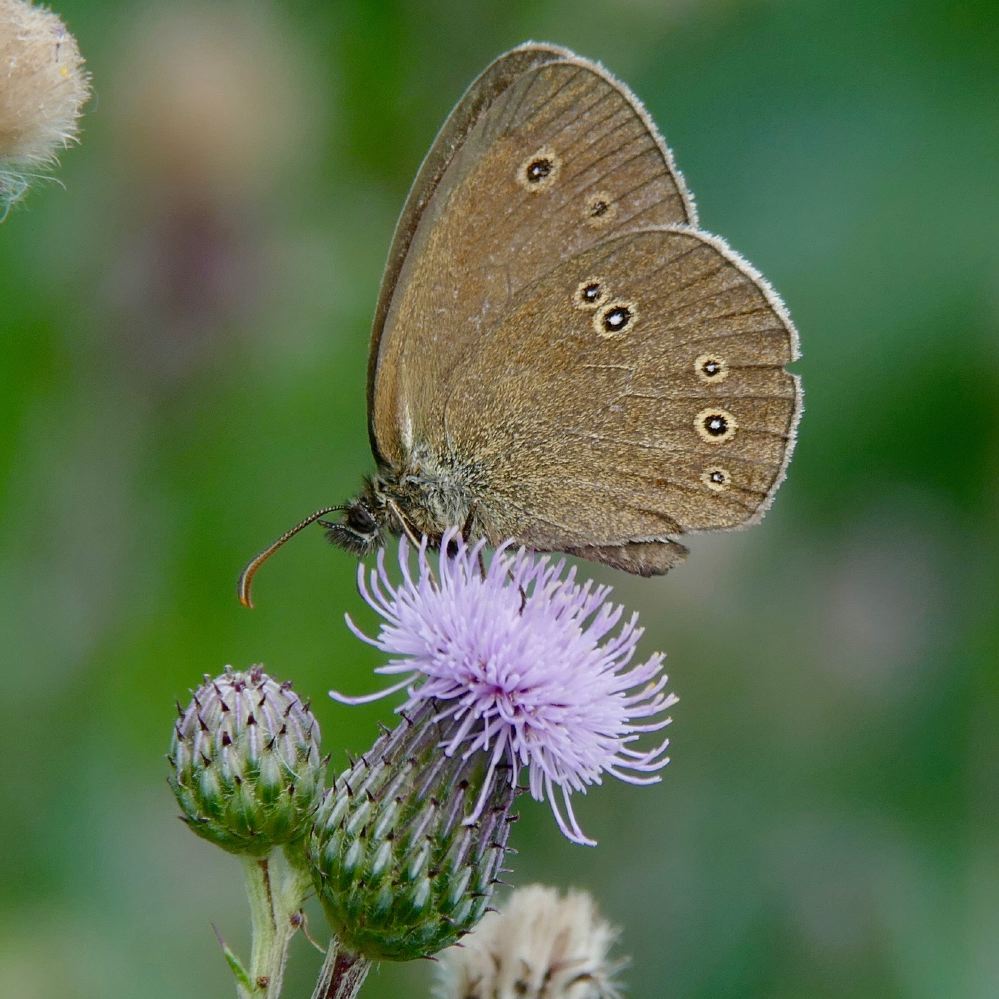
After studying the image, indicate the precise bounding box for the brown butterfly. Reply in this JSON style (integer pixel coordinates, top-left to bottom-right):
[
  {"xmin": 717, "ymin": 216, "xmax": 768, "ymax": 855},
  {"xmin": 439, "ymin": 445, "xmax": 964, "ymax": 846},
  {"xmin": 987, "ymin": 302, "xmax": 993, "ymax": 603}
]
[{"xmin": 239, "ymin": 42, "xmax": 801, "ymax": 606}]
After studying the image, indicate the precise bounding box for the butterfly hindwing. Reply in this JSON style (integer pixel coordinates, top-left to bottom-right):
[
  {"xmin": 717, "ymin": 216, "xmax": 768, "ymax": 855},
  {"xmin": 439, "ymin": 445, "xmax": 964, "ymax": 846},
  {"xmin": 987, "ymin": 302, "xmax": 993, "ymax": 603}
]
[{"xmin": 441, "ymin": 227, "xmax": 800, "ymax": 553}]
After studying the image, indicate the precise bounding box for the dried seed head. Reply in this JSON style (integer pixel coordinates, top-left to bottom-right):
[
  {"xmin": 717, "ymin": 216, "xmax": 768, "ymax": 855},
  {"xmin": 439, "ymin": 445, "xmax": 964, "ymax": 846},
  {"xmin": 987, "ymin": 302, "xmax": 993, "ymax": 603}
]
[
  {"xmin": 169, "ymin": 665, "xmax": 323, "ymax": 856},
  {"xmin": 0, "ymin": 0, "xmax": 90, "ymax": 212},
  {"xmin": 309, "ymin": 700, "xmax": 516, "ymax": 961},
  {"xmin": 435, "ymin": 884, "xmax": 625, "ymax": 999}
]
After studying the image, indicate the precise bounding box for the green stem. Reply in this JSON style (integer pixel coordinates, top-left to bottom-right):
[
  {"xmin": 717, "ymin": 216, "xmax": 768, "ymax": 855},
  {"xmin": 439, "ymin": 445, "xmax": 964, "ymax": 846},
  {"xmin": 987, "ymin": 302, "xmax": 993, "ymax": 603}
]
[
  {"xmin": 310, "ymin": 939, "xmax": 371, "ymax": 999},
  {"xmin": 238, "ymin": 849, "xmax": 314, "ymax": 999},
  {"xmin": 241, "ymin": 857, "xmax": 277, "ymax": 998}
]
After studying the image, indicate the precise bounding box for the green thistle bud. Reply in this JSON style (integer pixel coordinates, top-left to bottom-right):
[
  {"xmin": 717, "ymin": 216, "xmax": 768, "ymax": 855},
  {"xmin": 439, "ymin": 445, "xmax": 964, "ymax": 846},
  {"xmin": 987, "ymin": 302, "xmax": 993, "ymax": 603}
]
[
  {"xmin": 309, "ymin": 700, "xmax": 516, "ymax": 961},
  {"xmin": 169, "ymin": 665, "xmax": 323, "ymax": 856}
]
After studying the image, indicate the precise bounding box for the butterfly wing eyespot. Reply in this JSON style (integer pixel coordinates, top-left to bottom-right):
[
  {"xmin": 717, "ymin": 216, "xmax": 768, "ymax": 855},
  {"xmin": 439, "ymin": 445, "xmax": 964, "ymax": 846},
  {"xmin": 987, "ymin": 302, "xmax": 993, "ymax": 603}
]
[
  {"xmin": 593, "ymin": 300, "xmax": 638, "ymax": 338},
  {"xmin": 695, "ymin": 407, "xmax": 738, "ymax": 443},
  {"xmin": 573, "ymin": 277, "xmax": 608, "ymax": 310},
  {"xmin": 701, "ymin": 467, "xmax": 731, "ymax": 491},
  {"xmin": 695, "ymin": 353, "xmax": 729, "ymax": 383},
  {"xmin": 517, "ymin": 146, "xmax": 561, "ymax": 192},
  {"xmin": 585, "ymin": 191, "xmax": 617, "ymax": 228}
]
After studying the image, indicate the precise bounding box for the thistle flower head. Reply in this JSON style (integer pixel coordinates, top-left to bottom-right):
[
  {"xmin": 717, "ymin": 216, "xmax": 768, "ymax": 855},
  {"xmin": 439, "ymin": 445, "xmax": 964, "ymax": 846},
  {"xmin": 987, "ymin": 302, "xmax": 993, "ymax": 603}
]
[
  {"xmin": 1, "ymin": 0, "xmax": 90, "ymax": 215},
  {"xmin": 169, "ymin": 665, "xmax": 323, "ymax": 855},
  {"xmin": 435, "ymin": 883, "xmax": 624, "ymax": 999},
  {"xmin": 334, "ymin": 531, "xmax": 677, "ymax": 846}
]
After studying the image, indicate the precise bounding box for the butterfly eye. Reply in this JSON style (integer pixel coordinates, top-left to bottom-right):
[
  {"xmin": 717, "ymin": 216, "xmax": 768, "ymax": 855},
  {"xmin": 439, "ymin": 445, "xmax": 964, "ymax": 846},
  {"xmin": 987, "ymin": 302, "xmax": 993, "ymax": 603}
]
[
  {"xmin": 701, "ymin": 466, "xmax": 732, "ymax": 491},
  {"xmin": 518, "ymin": 146, "xmax": 560, "ymax": 191},
  {"xmin": 695, "ymin": 353, "xmax": 729, "ymax": 383},
  {"xmin": 346, "ymin": 503, "xmax": 378, "ymax": 533},
  {"xmin": 573, "ymin": 277, "xmax": 608, "ymax": 310},
  {"xmin": 594, "ymin": 300, "xmax": 637, "ymax": 338},
  {"xmin": 585, "ymin": 191, "xmax": 617, "ymax": 228},
  {"xmin": 696, "ymin": 408, "xmax": 738, "ymax": 443}
]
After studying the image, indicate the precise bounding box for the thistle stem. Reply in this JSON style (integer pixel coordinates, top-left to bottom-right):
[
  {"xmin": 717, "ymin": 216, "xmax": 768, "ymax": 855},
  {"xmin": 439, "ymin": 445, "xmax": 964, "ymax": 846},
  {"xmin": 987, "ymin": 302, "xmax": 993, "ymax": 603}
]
[
  {"xmin": 238, "ymin": 849, "xmax": 313, "ymax": 998},
  {"xmin": 310, "ymin": 939, "xmax": 371, "ymax": 999},
  {"xmin": 240, "ymin": 857, "xmax": 276, "ymax": 998}
]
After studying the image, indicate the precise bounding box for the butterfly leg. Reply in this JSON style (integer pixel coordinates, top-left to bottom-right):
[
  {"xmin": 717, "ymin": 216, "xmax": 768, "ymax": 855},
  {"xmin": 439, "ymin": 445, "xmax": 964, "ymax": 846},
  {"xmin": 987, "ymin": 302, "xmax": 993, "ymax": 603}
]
[
  {"xmin": 460, "ymin": 501, "xmax": 479, "ymax": 541},
  {"xmin": 386, "ymin": 497, "xmax": 422, "ymax": 547},
  {"xmin": 455, "ymin": 501, "xmax": 492, "ymax": 579}
]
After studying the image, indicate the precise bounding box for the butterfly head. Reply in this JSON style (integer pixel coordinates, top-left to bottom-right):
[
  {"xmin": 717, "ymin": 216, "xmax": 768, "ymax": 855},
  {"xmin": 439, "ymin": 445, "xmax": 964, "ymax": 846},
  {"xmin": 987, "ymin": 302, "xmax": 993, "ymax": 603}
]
[{"xmin": 324, "ymin": 498, "xmax": 382, "ymax": 556}]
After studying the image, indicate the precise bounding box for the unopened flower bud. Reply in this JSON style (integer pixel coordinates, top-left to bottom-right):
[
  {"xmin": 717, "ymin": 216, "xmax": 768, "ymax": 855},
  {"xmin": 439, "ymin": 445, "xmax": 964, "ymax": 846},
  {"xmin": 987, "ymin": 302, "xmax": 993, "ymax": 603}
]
[
  {"xmin": 435, "ymin": 884, "xmax": 624, "ymax": 999},
  {"xmin": 169, "ymin": 665, "xmax": 323, "ymax": 856},
  {"xmin": 309, "ymin": 699, "xmax": 516, "ymax": 961}
]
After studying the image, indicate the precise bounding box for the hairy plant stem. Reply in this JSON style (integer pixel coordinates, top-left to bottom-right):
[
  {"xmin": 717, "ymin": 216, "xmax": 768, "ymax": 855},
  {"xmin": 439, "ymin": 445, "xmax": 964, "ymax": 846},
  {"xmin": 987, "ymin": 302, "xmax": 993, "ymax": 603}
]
[
  {"xmin": 237, "ymin": 847, "xmax": 313, "ymax": 998},
  {"xmin": 310, "ymin": 939, "xmax": 371, "ymax": 999}
]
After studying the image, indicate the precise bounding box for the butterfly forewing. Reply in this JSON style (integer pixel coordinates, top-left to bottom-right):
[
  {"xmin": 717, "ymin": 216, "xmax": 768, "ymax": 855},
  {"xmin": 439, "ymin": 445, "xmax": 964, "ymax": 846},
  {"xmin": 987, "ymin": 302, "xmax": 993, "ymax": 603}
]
[
  {"xmin": 442, "ymin": 228, "xmax": 800, "ymax": 549},
  {"xmin": 365, "ymin": 43, "xmax": 566, "ymax": 463},
  {"xmin": 368, "ymin": 45, "xmax": 695, "ymax": 466}
]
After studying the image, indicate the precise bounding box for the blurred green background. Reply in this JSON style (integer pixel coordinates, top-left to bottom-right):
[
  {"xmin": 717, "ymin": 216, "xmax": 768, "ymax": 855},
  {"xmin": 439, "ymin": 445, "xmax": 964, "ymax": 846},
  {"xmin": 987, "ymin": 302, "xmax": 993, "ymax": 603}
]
[{"xmin": 2, "ymin": 0, "xmax": 996, "ymax": 996}]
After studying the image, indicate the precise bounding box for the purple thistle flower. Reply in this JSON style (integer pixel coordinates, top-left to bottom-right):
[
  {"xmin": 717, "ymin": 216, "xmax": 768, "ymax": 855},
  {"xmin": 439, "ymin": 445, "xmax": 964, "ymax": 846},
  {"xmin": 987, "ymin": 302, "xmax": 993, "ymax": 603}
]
[{"xmin": 332, "ymin": 530, "xmax": 678, "ymax": 846}]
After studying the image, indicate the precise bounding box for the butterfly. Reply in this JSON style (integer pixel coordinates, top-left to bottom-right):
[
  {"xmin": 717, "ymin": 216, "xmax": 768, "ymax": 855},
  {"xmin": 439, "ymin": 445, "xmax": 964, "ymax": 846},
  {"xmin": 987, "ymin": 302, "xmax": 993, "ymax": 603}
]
[{"xmin": 239, "ymin": 43, "xmax": 801, "ymax": 606}]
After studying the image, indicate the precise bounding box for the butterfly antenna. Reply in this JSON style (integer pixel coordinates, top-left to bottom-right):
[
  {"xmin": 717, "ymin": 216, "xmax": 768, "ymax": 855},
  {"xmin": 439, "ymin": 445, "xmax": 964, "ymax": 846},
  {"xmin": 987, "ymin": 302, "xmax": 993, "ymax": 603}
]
[{"xmin": 237, "ymin": 506, "xmax": 345, "ymax": 608}]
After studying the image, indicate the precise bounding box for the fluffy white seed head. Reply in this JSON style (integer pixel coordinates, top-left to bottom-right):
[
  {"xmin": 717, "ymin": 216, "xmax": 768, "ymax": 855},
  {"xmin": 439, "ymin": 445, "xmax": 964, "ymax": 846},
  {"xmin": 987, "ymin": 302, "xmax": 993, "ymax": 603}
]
[
  {"xmin": 0, "ymin": 0, "xmax": 89, "ymax": 165},
  {"xmin": 435, "ymin": 884, "xmax": 624, "ymax": 999}
]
